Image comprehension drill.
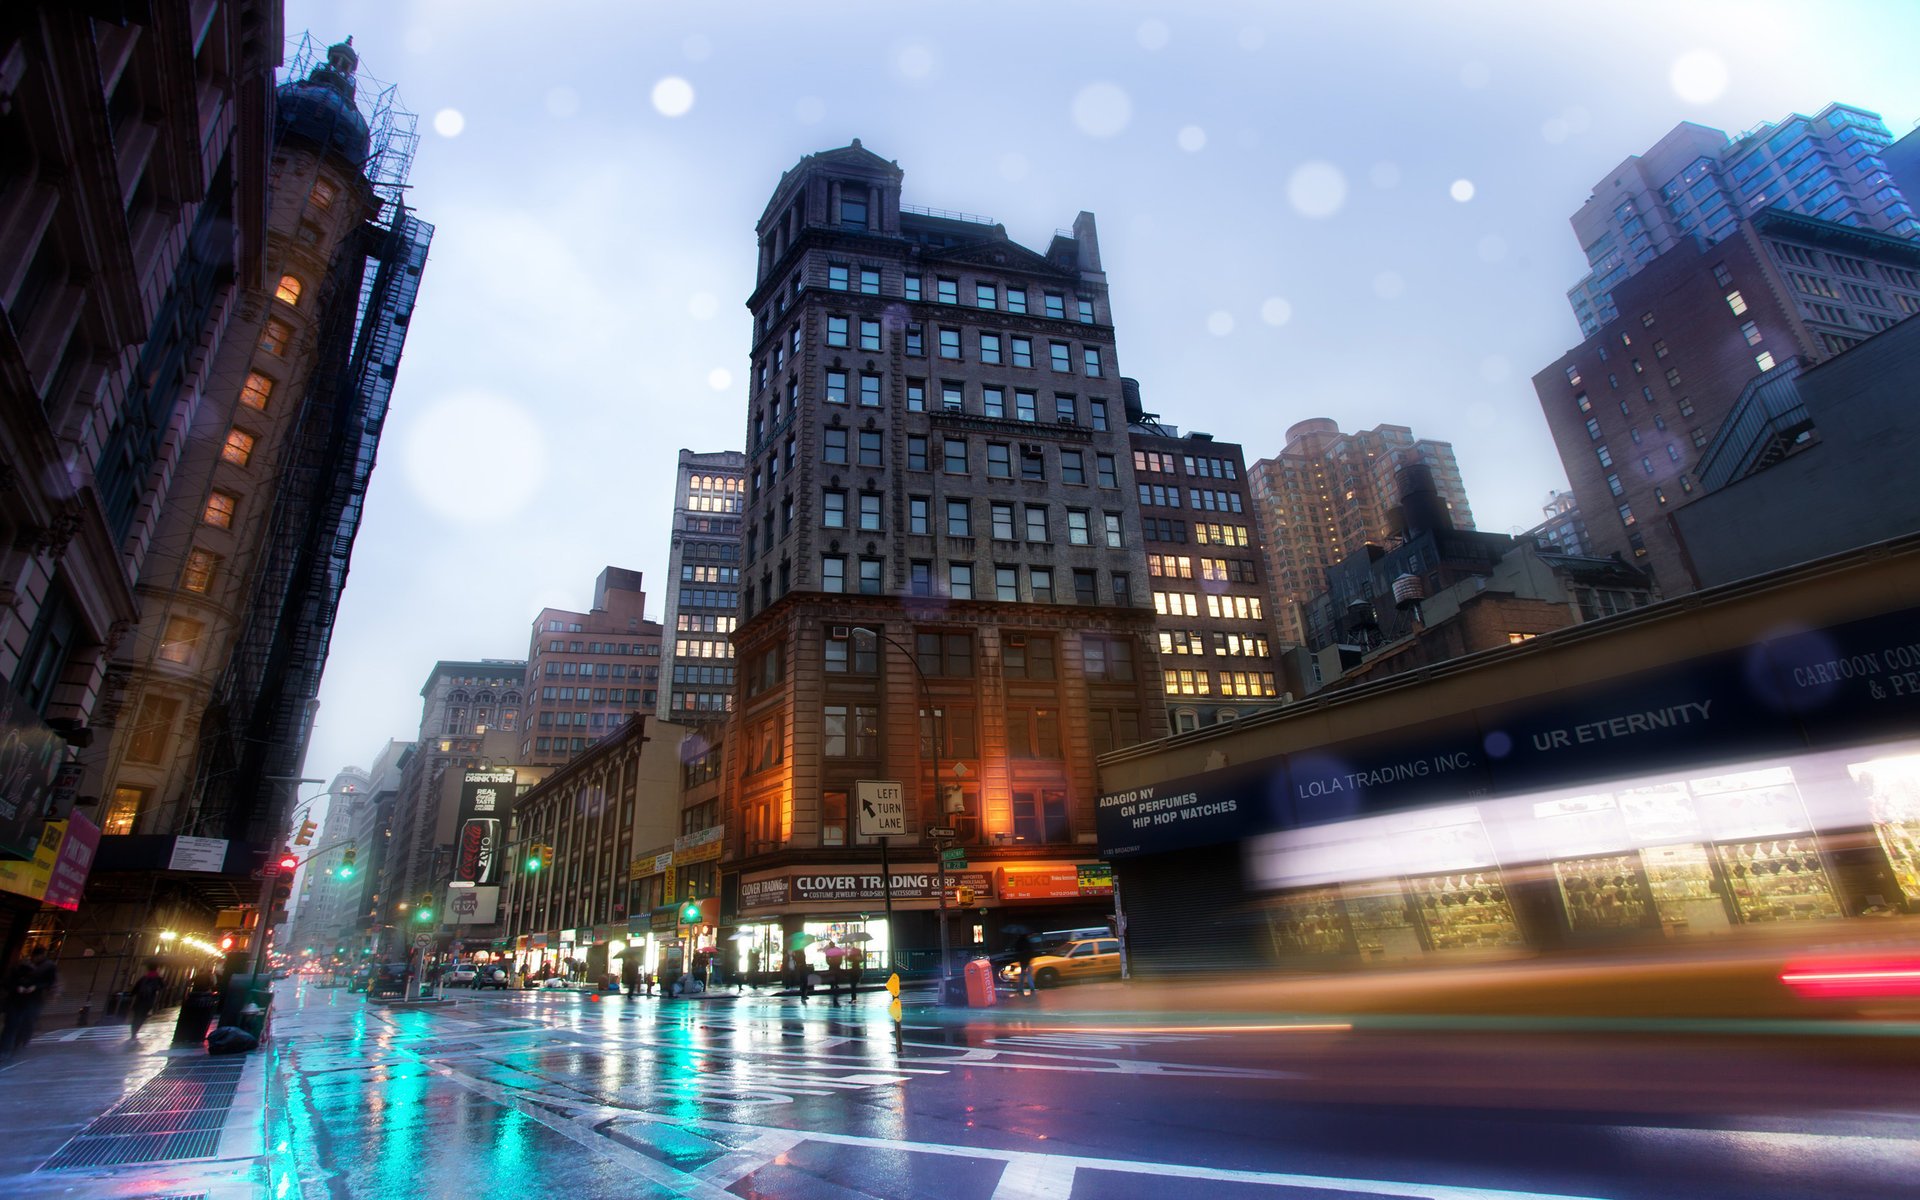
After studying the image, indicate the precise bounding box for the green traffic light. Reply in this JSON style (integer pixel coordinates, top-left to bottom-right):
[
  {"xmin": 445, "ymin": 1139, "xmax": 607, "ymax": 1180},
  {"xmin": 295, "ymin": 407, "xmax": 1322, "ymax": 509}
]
[
  {"xmin": 525, "ymin": 856, "xmax": 541, "ymax": 872},
  {"xmin": 337, "ymin": 865, "xmax": 354, "ymax": 878},
  {"xmin": 415, "ymin": 908, "xmax": 433, "ymax": 923}
]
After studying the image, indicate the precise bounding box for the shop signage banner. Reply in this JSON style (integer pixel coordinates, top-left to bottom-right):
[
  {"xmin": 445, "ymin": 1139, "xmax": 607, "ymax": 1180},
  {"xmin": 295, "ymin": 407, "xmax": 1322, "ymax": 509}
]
[
  {"xmin": 447, "ymin": 885, "xmax": 499, "ymax": 925},
  {"xmin": 453, "ymin": 769, "xmax": 514, "ymax": 886},
  {"xmin": 740, "ymin": 875, "xmax": 790, "ymax": 910},
  {"xmin": 0, "ymin": 820, "xmax": 63, "ymax": 901},
  {"xmin": 1076, "ymin": 863, "xmax": 1114, "ymax": 896},
  {"xmin": 997, "ymin": 866, "xmax": 1081, "ymax": 901},
  {"xmin": 0, "ymin": 678, "xmax": 65, "ymax": 861},
  {"xmin": 1096, "ymin": 755, "xmax": 1285, "ymax": 860},
  {"xmin": 673, "ymin": 825, "xmax": 725, "ymax": 864},
  {"xmin": 40, "ymin": 810, "xmax": 99, "ymax": 910},
  {"xmin": 1750, "ymin": 610, "xmax": 1920, "ymax": 747},
  {"xmin": 168, "ymin": 836, "xmax": 230, "ymax": 873},
  {"xmin": 1287, "ymin": 719, "xmax": 1492, "ymax": 829}
]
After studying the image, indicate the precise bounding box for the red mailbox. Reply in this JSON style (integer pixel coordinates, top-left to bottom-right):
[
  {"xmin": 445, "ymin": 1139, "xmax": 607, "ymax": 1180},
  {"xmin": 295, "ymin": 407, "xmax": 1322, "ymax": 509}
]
[{"xmin": 964, "ymin": 957, "xmax": 997, "ymax": 1007}]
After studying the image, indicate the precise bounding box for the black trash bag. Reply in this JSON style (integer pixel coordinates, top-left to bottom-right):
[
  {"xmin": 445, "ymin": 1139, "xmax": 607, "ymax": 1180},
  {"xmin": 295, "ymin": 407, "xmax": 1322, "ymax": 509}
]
[{"xmin": 206, "ymin": 1025, "xmax": 258, "ymax": 1056}]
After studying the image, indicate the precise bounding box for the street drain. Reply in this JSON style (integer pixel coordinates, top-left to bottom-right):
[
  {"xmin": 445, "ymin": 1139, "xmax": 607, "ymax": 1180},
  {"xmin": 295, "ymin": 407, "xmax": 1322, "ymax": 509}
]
[{"xmin": 42, "ymin": 1129, "xmax": 222, "ymax": 1169}]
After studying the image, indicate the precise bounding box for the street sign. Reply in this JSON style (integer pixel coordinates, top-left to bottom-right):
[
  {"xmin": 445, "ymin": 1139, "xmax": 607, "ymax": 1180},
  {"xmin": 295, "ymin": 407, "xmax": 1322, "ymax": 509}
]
[
  {"xmin": 940, "ymin": 846, "xmax": 968, "ymax": 864},
  {"xmin": 941, "ymin": 858, "xmax": 969, "ymax": 872},
  {"xmin": 855, "ymin": 779, "xmax": 906, "ymax": 838},
  {"xmin": 413, "ymin": 933, "xmax": 433, "ymax": 949},
  {"xmin": 926, "ymin": 825, "xmax": 958, "ymax": 840}
]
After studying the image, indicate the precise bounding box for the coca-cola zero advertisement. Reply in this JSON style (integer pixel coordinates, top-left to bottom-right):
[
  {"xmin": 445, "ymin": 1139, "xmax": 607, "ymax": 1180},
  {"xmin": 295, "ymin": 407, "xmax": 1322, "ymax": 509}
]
[{"xmin": 454, "ymin": 769, "xmax": 514, "ymax": 886}]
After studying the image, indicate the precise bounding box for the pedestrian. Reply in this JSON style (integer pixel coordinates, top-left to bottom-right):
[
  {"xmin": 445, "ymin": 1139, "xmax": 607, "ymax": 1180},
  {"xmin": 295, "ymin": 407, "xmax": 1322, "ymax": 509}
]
[
  {"xmin": 127, "ymin": 960, "xmax": 165, "ymax": 1043},
  {"xmin": 1014, "ymin": 935, "xmax": 1039, "ymax": 997},
  {"xmin": 1, "ymin": 946, "xmax": 57, "ymax": 1058}
]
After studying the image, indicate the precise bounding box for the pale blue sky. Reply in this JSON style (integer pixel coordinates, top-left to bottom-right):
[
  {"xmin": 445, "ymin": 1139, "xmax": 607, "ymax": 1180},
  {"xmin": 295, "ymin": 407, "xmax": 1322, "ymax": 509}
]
[{"xmin": 285, "ymin": 0, "xmax": 1920, "ymax": 808}]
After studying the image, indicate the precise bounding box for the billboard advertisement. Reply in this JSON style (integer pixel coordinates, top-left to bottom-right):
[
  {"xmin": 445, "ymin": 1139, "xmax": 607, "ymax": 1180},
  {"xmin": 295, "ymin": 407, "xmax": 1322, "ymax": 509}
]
[
  {"xmin": 0, "ymin": 676, "xmax": 66, "ymax": 860},
  {"xmin": 453, "ymin": 769, "xmax": 514, "ymax": 886}
]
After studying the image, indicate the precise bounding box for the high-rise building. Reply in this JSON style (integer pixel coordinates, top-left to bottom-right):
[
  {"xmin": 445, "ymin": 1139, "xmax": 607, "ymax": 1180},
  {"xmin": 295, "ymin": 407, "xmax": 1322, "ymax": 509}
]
[
  {"xmin": 1565, "ymin": 104, "xmax": 1918, "ymax": 336},
  {"xmin": 521, "ymin": 568, "xmax": 664, "ymax": 767},
  {"xmin": 1126, "ymin": 387, "xmax": 1286, "ymax": 731},
  {"xmin": 1534, "ymin": 208, "xmax": 1920, "ymax": 592},
  {"xmin": 350, "ymin": 739, "xmax": 410, "ymax": 950},
  {"xmin": 659, "ymin": 451, "xmax": 746, "ymax": 721},
  {"xmin": 1248, "ymin": 420, "xmax": 1474, "ymax": 646},
  {"xmin": 287, "ymin": 766, "xmax": 370, "ymax": 958},
  {"xmin": 725, "ymin": 142, "xmax": 1164, "ymax": 966},
  {"xmin": 1522, "ymin": 491, "xmax": 1589, "ymax": 555},
  {"xmin": 1, "ymin": 3, "xmax": 282, "ymax": 960},
  {"xmin": 380, "ymin": 659, "xmax": 525, "ymax": 944}
]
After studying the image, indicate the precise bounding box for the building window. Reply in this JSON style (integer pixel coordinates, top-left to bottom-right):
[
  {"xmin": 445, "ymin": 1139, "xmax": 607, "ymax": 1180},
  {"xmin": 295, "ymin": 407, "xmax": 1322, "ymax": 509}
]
[
  {"xmin": 1067, "ymin": 509, "xmax": 1091, "ymax": 545},
  {"xmin": 1726, "ymin": 290, "xmax": 1748, "ymax": 315},
  {"xmin": 975, "ymin": 283, "xmax": 997, "ymax": 309},
  {"xmin": 1012, "ymin": 338, "xmax": 1033, "ymax": 368},
  {"xmin": 1073, "ymin": 568, "xmax": 1098, "ymax": 604},
  {"xmin": 1015, "ymin": 390, "xmax": 1037, "ymax": 422},
  {"xmin": 222, "ymin": 427, "xmax": 257, "ymax": 467},
  {"xmin": 1617, "ymin": 502, "xmax": 1636, "ymax": 527},
  {"xmin": 822, "ymin": 556, "xmax": 846, "ymax": 592},
  {"xmin": 908, "ymin": 435, "xmax": 928, "ymax": 470},
  {"xmin": 859, "ymin": 557, "xmax": 883, "ymax": 594},
  {"xmin": 942, "ymin": 382, "xmax": 964, "ymax": 412},
  {"xmin": 1606, "ymin": 473, "xmax": 1624, "ymax": 497},
  {"xmin": 983, "ymin": 386, "xmax": 1005, "ymax": 418},
  {"xmin": 991, "ymin": 502, "xmax": 1015, "ymax": 540},
  {"xmin": 823, "ymin": 490, "xmax": 846, "ymax": 528},
  {"xmin": 1097, "ymin": 454, "xmax": 1117, "ymax": 487},
  {"xmin": 182, "ymin": 547, "xmax": 218, "ymax": 593},
  {"xmin": 310, "ymin": 179, "xmax": 337, "ymax": 211},
  {"xmin": 1029, "ymin": 567, "xmax": 1054, "ymax": 603},
  {"xmin": 240, "ymin": 372, "xmax": 274, "ymax": 411},
  {"xmin": 860, "ymin": 268, "xmax": 880, "ymax": 295},
  {"xmin": 824, "ymin": 704, "xmax": 878, "ymax": 757},
  {"xmin": 829, "ymin": 265, "xmax": 850, "ymax": 290},
  {"xmin": 102, "ymin": 786, "xmax": 146, "ymax": 836},
  {"xmin": 259, "ymin": 318, "xmax": 293, "ymax": 355},
  {"xmin": 1713, "ymin": 261, "xmax": 1732, "ymax": 287},
  {"xmin": 1090, "ymin": 400, "xmax": 1109, "ymax": 431},
  {"xmin": 1007, "ymin": 288, "xmax": 1027, "ymax": 314},
  {"xmin": 939, "ymin": 328, "xmax": 961, "ymax": 359},
  {"xmin": 1112, "ymin": 572, "xmax": 1132, "ymax": 605},
  {"xmin": 1585, "ymin": 417, "xmax": 1602, "ymax": 440},
  {"xmin": 125, "ymin": 694, "xmax": 180, "ymax": 763},
  {"xmin": 909, "ymin": 560, "xmax": 933, "ymax": 596},
  {"xmin": 906, "ymin": 325, "xmax": 924, "ymax": 355},
  {"xmin": 1665, "ymin": 367, "xmax": 1682, "ymax": 388},
  {"xmin": 904, "ymin": 275, "xmax": 921, "ymax": 301},
  {"xmin": 826, "ymin": 370, "xmax": 848, "ymax": 403},
  {"xmin": 988, "ymin": 443, "xmax": 1012, "ymax": 478},
  {"xmin": 859, "ymin": 319, "xmax": 881, "ymax": 351},
  {"xmin": 1104, "ymin": 512, "xmax": 1123, "ymax": 547},
  {"xmin": 944, "ymin": 438, "xmax": 968, "ymax": 473},
  {"xmin": 907, "ymin": 381, "xmax": 926, "ymax": 412},
  {"xmin": 203, "ymin": 490, "xmax": 238, "ymax": 529},
  {"xmin": 1062, "ymin": 451, "xmax": 1085, "ymax": 485},
  {"xmin": 1050, "ymin": 342, "xmax": 1071, "ymax": 372},
  {"xmin": 909, "ymin": 496, "xmax": 930, "ymax": 534},
  {"xmin": 949, "ymin": 563, "xmax": 973, "ymax": 599},
  {"xmin": 981, "ymin": 334, "xmax": 1002, "ymax": 365},
  {"xmin": 275, "ymin": 275, "xmax": 303, "ymax": 306},
  {"xmin": 946, "ymin": 498, "xmax": 972, "ymax": 537},
  {"xmin": 1025, "ymin": 505, "xmax": 1048, "ymax": 542},
  {"xmin": 1595, "ymin": 446, "xmax": 1613, "ymax": 468},
  {"xmin": 1740, "ymin": 320, "xmax": 1762, "ymax": 346},
  {"xmin": 1021, "ymin": 446, "xmax": 1045, "ymax": 481},
  {"xmin": 859, "ymin": 375, "xmax": 882, "ymax": 407},
  {"xmin": 157, "ymin": 616, "xmax": 204, "ymax": 665},
  {"xmin": 937, "ymin": 277, "xmax": 959, "ymax": 304},
  {"xmin": 995, "ymin": 566, "xmax": 1018, "ymax": 601},
  {"xmin": 1044, "ymin": 292, "xmax": 1066, "ymax": 319},
  {"xmin": 840, "ymin": 192, "xmax": 868, "ymax": 229},
  {"xmin": 1755, "ymin": 350, "xmax": 1777, "ymax": 371},
  {"xmin": 916, "ymin": 631, "xmax": 975, "ymax": 677},
  {"xmin": 858, "ymin": 429, "xmax": 882, "ymax": 466}
]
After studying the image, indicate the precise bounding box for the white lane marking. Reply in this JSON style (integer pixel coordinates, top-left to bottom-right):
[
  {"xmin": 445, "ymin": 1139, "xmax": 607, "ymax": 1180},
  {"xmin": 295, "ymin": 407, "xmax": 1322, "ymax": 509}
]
[
  {"xmin": 990, "ymin": 1154, "xmax": 1077, "ymax": 1198},
  {"xmin": 428, "ymin": 1063, "xmax": 740, "ymax": 1200},
  {"xmin": 687, "ymin": 1128, "xmax": 808, "ymax": 1186}
]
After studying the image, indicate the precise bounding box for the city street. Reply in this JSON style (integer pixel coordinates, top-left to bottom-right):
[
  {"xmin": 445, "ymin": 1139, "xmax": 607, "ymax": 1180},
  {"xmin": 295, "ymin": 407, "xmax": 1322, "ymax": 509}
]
[{"xmin": 13, "ymin": 978, "xmax": 1915, "ymax": 1199}]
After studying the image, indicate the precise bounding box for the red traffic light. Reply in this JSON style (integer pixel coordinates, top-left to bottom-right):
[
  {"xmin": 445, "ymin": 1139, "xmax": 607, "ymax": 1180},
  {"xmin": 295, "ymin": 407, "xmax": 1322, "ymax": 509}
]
[
  {"xmin": 278, "ymin": 854, "xmax": 299, "ymax": 871},
  {"xmin": 219, "ymin": 935, "xmax": 235, "ymax": 951}
]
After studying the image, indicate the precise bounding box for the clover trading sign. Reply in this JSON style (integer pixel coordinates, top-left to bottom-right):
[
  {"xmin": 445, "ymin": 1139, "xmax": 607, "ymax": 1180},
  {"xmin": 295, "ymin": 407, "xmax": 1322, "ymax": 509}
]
[{"xmin": 855, "ymin": 779, "xmax": 906, "ymax": 838}]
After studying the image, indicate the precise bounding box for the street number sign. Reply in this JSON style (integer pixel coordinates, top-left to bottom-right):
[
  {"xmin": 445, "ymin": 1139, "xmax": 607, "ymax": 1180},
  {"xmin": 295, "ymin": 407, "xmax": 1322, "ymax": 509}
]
[{"xmin": 855, "ymin": 779, "xmax": 906, "ymax": 837}]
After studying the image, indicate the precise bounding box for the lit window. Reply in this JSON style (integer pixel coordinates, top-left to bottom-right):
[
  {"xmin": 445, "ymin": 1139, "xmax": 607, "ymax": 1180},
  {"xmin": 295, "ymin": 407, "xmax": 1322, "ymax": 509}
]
[
  {"xmin": 259, "ymin": 318, "xmax": 294, "ymax": 355},
  {"xmin": 203, "ymin": 490, "xmax": 238, "ymax": 529},
  {"xmin": 158, "ymin": 616, "xmax": 204, "ymax": 664},
  {"xmin": 275, "ymin": 275, "xmax": 303, "ymax": 306},
  {"xmin": 222, "ymin": 428, "xmax": 257, "ymax": 467},
  {"xmin": 240, "ymin": 372, "xmax": 273, "ymax": 411},
  {"xmin": 182, "ymin": 548, "xmax": 218, "ymax": 593},
  {"xmin": 1726, "ymin": 290, "xmax": 1748, "ymax": 315},
  {"xmin": 103, "ymin": 786, "xmax": 145, "ymax": 836},
  {"xmin": 1755, "ymin": 350, "xmax": 1777, "ymax": 371},
  {"xmin": 310, "ymin": 180, "xmax": 337, "ymax": 211}
]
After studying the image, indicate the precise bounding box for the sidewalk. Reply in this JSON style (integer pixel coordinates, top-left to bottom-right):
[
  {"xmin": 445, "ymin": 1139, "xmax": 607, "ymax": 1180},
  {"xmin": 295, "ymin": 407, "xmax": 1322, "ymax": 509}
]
[{"xmin": 0, "ymin": 1009, "xmax": 270, "ymax": 1198}]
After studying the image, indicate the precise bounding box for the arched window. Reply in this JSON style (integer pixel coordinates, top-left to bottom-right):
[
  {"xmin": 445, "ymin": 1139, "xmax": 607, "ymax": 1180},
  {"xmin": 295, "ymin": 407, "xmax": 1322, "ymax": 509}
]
[{"xmin": 275, "ymin": 275, "xmax": 303, "ymax": 305}]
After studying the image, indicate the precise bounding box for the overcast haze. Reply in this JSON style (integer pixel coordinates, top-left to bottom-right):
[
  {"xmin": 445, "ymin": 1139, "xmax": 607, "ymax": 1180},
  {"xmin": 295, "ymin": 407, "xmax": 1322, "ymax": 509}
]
[{"xmin": 283, "ymin": 0, "xmax": 1920, "ymax": 818}]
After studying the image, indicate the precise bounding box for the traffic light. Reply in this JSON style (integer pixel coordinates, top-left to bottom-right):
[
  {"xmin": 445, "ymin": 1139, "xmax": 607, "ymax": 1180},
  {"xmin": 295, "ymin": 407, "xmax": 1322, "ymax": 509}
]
[
  {"xmin": 278, "ymin": 852, "xmax": 300, "ymax": 873},
  {"xmin": 294, "ymin": 819, "xmax": 318, "ymax": 846},
  {"xmin": 679, "ymin": 898, "xmax": 703, "ymax": 925},
  {"xmin": 525, "ymin": 844, "xmax": 544, "ymax": 872},
  {"xmin": 539, "ymin": 844, "xmax": 554, "ymax": 872},
  {"xmin": 338, "ymin": 846, "xmax": 356, "ymax": 879},
  {"xmin": 220, "ymin": 934, "xmax": 235, "ymax": 952},
  {"xmin": 414, "ymin": 892, "xmax": 434, "ymax": 923},
  {"xmin": 955, "ymin": 885, "xmax": 977, "ymax": 907}
]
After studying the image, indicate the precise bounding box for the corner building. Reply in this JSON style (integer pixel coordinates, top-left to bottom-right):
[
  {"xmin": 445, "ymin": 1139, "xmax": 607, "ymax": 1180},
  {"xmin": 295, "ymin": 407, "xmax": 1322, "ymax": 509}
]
[{"xmin": 728, "ymin": 143, "xmax": 1163, "ymax": 966}]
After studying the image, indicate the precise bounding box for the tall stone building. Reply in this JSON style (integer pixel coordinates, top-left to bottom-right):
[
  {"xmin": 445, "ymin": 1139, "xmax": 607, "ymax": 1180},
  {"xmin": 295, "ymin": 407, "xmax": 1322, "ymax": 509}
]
[
  {"xmin": 658, "ymin": 451, "xmax": 745, "ymax": 722},
  {"xmin": 725, "ymin": 142, "xmax": 1163, "ymax": 966},
  {"xmin": 1533, "ymin": 209, "xmax": 1920, "ymax": 592},
  {"xmin": 1248, "ymin": 420, "xmax": 1474, "ymax": 646},
  {"xmin": 1126, "ymin": 386, "xmax": 1285, "ymax": 732},
  {"xmin": 520, "ymin": 567, "xmax": 664, "ymax": 767}
]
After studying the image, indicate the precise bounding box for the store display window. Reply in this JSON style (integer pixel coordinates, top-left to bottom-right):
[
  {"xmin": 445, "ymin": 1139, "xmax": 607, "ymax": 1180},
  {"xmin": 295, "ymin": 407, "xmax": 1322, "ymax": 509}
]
[
  {"xmin": 1406, "ymin": 871, "xmax": 1524, "ymax": 951},
  {"xmin": 1553, "ymin": 853, "xmax": 1654, "ymax": 932},
  {"xmin": 1715, "ymin": 837, "xmax": 1842, "ymax": 922},
  {"xmin": 1263, "ymin": 887, "xmax": 1354, "ymax": 958},
  {"xmin": 1639, "ymin": 842, "xmax": 1732, "ymax": 935},
  {"xmin": 1849, "ymin": 753, "xmax": 1920, "ymax": 907},
  {"xmin": 1340, "ymin": 883, "xmax": 1424, "ymax": 962}
]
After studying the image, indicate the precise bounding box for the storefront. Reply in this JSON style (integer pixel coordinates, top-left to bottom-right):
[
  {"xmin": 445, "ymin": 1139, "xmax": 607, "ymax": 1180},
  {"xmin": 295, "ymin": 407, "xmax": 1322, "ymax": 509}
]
[{"xmin": 1098, "ymin": 573, "xmax": 1920, "ymax": 975}]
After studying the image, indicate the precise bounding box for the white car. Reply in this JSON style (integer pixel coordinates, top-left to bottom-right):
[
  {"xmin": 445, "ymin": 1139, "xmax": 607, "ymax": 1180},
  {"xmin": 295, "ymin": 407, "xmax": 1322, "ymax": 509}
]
[{"xmin": 443, "ymin": 965, "xmax": 477, "ymax": 986}]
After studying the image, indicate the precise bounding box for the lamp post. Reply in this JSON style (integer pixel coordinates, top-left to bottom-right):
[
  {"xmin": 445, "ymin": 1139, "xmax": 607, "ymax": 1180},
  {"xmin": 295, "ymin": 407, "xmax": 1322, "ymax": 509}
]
[{"xmin": 830, "ymin": 624, "xmax": 951, "ymax": 990}]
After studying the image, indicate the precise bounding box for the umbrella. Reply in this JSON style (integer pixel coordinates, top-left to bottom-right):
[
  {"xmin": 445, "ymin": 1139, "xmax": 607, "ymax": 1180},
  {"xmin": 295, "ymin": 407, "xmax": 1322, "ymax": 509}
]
[
  {"xmin": 843, "ymin": 932, "xmax": 873, "ymax": 943},
  {"xmin": 786, "ymin": 931, "xmax": 817, "ymax": 951}
]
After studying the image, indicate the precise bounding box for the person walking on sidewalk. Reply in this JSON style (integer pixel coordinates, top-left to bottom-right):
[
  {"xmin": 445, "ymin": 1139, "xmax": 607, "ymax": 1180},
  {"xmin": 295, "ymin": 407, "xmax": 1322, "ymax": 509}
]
[
  {"xmin": 127, "ymin": 961, "xmax": 165, "ymax": 1043},
  {"xmin": 1, "ymin": 946, "xmax": 58, "ymax": 1058}
]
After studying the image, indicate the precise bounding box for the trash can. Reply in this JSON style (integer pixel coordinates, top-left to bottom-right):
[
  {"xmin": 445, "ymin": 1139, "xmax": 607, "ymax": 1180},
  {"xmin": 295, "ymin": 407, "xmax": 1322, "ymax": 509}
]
[
  {"xmin": 941, "ymin": 975, "xmax": 969, "ymax": 1006},
  {"xmin": 173, "ymin": 991, "xmax": 218, "ymax": 1047},
  {"xmin": 964, "ymin": 958, "xmax": 997, "ymax": 1007}
]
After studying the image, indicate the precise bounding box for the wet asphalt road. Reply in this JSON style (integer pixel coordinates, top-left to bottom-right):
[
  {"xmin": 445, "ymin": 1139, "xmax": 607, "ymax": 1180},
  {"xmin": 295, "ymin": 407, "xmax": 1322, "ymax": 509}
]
[{"xmin": 262, "ymin": 979, "xmax": 1920, "ymax": 1200}]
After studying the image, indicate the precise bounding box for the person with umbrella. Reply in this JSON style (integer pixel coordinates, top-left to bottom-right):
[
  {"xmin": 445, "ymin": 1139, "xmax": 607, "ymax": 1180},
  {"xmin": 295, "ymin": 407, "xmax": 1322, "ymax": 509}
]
[
  {"xmin": 822, "ymin": 940, "xmax": 849, "ymax": 1003},
  {"xmin": 1002, "ymin": 924, "xmax": 1037, "ymax": 997}
]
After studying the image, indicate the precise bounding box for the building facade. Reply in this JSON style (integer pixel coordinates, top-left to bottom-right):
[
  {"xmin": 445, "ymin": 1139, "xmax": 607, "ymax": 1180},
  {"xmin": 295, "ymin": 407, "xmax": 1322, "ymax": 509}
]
[
  {"xmin": 659, "ymin": 451, "xmax": 746, "ymax": 721},
  {"xmin": 286, "ymin": 765, "xmax": 370, "ymax": 958},
  {"xmin": 379, "ymin": 659, "xmax": 525, "ymax": 943},
  {"xmin": 1248, "ymin": 419, "xmax": 1474, "ymax": 646},
  {"xmin": 1534, "ymin": 209, "xmax": 1920, "ymax": 593},
  {"xmin": 1522, "ymin": 491, "xmax": 1589, "ymax": 555},
  {"xmin": 521, "ymin": 567, "xmax": 664, "ymax": 767},
  {"xmin": 1566, "ymin": 104, "xmax": 1918, "ymax": 336},
  {"xmin": 725, "ymin": 143, "xmax": 1161, "ymax": 967},
  {"xmin": 0, "ymin": 1, "xmax": 281, "ymax": 960},
  {"xmin": 1127, "ymin": 401, "xmax": 1286, "ymax": 731}
]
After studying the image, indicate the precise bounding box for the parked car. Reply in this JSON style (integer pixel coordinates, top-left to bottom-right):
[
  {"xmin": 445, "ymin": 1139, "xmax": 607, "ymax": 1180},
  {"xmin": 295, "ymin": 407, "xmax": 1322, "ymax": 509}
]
[
  {"xmin": 473, "ymin": 967, "xmax": 511, "ymax": 991},
  {"xmin": 367, "ymin": 962, "xmax": 409, "ymax": 999},
  {"xmin": 347, "ymin": 965, "xmax": 372, "ymax": 993},
  {"xmin": 443, "ymin": 963, "xmax": 477, "ymax": 986}
]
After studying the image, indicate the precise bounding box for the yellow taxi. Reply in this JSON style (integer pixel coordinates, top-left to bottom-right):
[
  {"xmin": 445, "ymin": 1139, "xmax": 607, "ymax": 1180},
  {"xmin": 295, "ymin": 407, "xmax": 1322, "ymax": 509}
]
[{"xmin": 1027, "ymin": 937, "xmax": 1122, "ymax": 988}]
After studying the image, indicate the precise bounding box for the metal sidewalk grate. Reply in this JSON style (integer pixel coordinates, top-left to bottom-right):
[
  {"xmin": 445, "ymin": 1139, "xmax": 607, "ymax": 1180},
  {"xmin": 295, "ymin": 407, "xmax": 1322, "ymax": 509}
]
[
  {"xmin": 36, "ymin": 1059, "xmax": 246, "ymax": 1173},
  {"xmin": 42, "ymin": 1129, "xmax": 222, "ymax": 1169}
]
